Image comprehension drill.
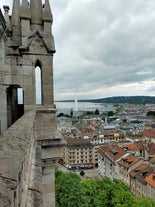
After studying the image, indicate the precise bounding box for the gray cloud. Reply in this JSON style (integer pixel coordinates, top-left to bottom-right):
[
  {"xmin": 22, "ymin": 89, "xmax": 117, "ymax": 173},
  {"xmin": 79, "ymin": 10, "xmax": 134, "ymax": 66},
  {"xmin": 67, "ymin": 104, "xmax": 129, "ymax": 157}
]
[
  {"xmin": 1, "ymin": 0, "xmax": 155, "ymax": 100},
  {"xmin": 52, "ymin": 0, "xmax": 155, "ymax": 100}
]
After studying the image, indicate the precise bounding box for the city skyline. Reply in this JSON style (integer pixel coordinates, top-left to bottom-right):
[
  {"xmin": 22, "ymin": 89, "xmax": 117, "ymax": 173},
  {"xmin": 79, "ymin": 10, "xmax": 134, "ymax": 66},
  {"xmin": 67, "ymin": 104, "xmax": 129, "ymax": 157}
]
[{"xmin": 1, "ymin": 0, "xmax": 155, "ymax": 101}]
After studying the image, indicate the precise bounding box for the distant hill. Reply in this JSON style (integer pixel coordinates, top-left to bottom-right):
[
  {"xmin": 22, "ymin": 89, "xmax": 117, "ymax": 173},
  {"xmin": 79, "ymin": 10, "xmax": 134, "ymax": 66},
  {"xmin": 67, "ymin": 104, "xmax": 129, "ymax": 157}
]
[
  {"xmin": 56, "ymin": 96, "xmax": 155, "ymax": 104},
  {"xmin": 89, "ymin": 96, "xmax": 155, "ymax": 104}
]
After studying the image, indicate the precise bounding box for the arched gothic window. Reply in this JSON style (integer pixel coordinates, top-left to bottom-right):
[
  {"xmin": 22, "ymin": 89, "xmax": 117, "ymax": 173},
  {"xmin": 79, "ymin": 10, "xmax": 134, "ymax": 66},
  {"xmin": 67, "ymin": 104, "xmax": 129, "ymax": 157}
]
[{"xmin": 35, "ymin": 66, "xmax": 42, "ymax": 104}]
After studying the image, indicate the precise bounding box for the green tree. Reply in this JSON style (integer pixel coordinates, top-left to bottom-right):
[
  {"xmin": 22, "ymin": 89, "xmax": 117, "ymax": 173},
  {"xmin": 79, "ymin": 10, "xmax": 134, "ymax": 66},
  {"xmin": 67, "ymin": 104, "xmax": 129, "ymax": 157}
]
[
  {"xmin": 82, "ymin": 179, "xmax": 97, "ymax": 206},
  {"xmin": 107, "ymin": 111, "xmax": 114, "ymax": 116},
  {"xmin": 55, "ymin": 170, "xmax": 155, "ymax": 207},
  {"xmin": 80, "ymin": 170, "xmax": 85, "ymax": 176},
  {"xmin": 55, "ymin": 170, "xmax": 88, "ymax": 207},
  {"xmin": 70, "ymin": 108, "xmax": 73, "ymax": 117},
  {"xmin": 94, "ymin": 177, "xmax": 113, "ymax": 207},
  {"xmin": 83, "ymin": 111, "xmax": 94, "ymax": 116},
  {"xmin": 57, "ymin": 112, "xmax": 64, "ymax": 117},
  {"xmin": 132, "ymin": 196, "xmax": 154, "ymax": 207},
  {"xmin": 112, "ymin": 179, "xmax": 134, "ymax": 207},
  {"xmin": 95, "ymin": 108, "xmax": 100, "ymax": 115}
]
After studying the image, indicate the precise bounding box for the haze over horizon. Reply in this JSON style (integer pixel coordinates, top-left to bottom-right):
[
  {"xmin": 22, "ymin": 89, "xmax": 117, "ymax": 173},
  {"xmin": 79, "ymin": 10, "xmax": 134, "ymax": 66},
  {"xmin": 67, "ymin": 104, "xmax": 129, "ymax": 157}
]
[{"xmin": 1, "ymin": 0, "xmax": 155, "ymax": 101}]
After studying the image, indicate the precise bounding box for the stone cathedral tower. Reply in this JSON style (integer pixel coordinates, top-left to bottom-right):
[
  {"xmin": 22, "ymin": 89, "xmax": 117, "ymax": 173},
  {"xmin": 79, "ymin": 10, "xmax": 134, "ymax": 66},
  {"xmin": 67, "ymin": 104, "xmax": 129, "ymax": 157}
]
[
  {"xmin": 0, "ymin": 0, "xmax": 56, "ymax": 132},
  {"xmin": 0, "ymin": 0, "xmax": 65, "ymax": 206}
]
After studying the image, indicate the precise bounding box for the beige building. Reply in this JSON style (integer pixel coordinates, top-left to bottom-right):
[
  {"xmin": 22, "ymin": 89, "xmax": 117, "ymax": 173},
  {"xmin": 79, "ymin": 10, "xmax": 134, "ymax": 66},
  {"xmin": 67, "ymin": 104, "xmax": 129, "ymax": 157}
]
[
  {"xmin": 75, "ymin": 130, "xmax": 125, "ymax": 166},
  {"xmin": 118, "ymin": 154, "xmax": 143, "ymax": 186},
  {"xmin": 98, "ymin": 144, "xmax": 155, "ymax": 198},
  {"xmin": 98, "ymin": 143, "xmax": 155, "ymax": 198},
  {"xmin": 145, "ymin": 173, "xmax": 155, "ymax": 198},
  {"xmin": 98, "ymin": 145, "xmax": 126, "ymax": 179},
  {"xmin": 130, "ymin": 164, "xmax": 155, "ymax": 198},
  {"xmin": 77, "ymin": 130, "xmax": 124, "ymax": 143},
  {"xmin": 64, "ymin": 138, "xmax": 94, "ymax": 168}
]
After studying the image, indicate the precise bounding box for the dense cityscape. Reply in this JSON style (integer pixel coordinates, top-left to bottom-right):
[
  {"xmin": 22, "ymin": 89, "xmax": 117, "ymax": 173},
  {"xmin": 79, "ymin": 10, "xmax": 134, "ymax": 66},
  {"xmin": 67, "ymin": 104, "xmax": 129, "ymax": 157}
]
[
  {"xmin": 56, "ymin": 102, "xmax": 155, "ymax": 199},
  {"xmin": 0, "ymin": 0, "xmax": 155, "ymax": 206}
]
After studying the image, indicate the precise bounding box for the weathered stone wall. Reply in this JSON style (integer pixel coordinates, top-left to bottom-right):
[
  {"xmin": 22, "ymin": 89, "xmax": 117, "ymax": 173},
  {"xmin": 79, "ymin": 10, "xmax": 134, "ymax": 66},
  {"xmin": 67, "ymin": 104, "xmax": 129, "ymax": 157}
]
[
  {"xmin": 0, "ymin": 110, "xmax": 36, "ymax": 206},
  {"xmin": 0, "ymin": 1, "xmax": 65, "ymax": 206},
  {"xmin": 0, "ymin": 108, "xmax": 65, "ymax": 207},
  {"xmin": 34, "ymin": 107, "xmax": 65, "ymax": 207},
  {"xmin": 0, "ymin": 8, "xmax": 8, "ymax": 133}
]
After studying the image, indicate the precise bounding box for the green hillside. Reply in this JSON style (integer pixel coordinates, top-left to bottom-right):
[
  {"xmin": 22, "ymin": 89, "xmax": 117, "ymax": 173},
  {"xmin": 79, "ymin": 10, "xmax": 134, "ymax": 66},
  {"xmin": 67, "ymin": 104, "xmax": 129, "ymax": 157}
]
[
  {"xmin": 90, "ymin": 96, "xmax": 155, "ymax": 104},
  {"xmin": 56, "ymin": 96, "xmax": 155, "ymax": 104}
]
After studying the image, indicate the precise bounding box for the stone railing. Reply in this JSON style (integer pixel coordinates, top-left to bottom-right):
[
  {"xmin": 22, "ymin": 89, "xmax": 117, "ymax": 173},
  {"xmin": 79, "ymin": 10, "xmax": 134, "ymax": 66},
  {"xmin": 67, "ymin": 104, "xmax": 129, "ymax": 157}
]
[{"xmin": 0, "ymin": 110, "xmax": 36, "ymax": 206}]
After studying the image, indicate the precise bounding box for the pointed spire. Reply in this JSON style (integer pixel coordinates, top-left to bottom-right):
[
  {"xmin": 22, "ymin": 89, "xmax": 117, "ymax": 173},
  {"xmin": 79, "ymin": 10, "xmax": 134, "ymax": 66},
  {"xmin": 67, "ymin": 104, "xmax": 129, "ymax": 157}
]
[
  {"xmin": 11, "ymin": 0, "xmax": 21, "ymax": 46},
  {"xmin": 44, "ymin": 0, "xmax": 51, "ymax": 11},
  {"xmin": 20, "ymin": 0, "xmax": 31, "ymax": 19},
  {"xmin": 22, "ymin": 0, "xmax": 29, "ymax": 8},
  {"xmin": 12, "ymin": 0, "xmax": 20, "ymax": 26},
  {"xmin": 43, "ymin": 0, "xmax": 53, "ymax": 22},
  {"xmin": 30, "ymin": 0, "xmax": 42, "ymax": 25}
]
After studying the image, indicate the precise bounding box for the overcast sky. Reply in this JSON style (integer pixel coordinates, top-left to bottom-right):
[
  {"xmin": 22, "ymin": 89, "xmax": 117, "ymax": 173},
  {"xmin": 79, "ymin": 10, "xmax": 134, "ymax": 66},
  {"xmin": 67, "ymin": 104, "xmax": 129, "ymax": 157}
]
[{"xmin": 1, "ymin": 0, "xmax": 155, "ymax": 100}]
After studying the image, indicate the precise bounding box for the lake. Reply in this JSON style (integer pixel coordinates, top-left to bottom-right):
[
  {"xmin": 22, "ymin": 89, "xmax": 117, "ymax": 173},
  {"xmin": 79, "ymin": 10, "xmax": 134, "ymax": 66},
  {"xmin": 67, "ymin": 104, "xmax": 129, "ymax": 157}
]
[{"xmin": 54, "ymin": 101, "xmax": 115, "ymax": 114}]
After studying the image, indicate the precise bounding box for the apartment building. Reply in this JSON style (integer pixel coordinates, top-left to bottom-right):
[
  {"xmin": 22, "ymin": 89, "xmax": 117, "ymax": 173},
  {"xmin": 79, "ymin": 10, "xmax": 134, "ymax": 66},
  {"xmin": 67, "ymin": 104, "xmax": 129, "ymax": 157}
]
[
  {"xmin": 129, "ymin": 163, "xmax": 149, "ymax": 196},
  {"xmin": 71, "ymin": 130, "xmax": 125, "ymax": 166},
  {"xmin": 118, "ymin": 154, "xmax": 143, "ymax": 186},
  {"xmin": 129, "ymin": 164, "xmax": 155, "ymax": 198},
  {"xmin": 143, "ymin": 142, "xmax": 155, "ymax": 160},
  {"xmin": 75, "ymin": 130, "xmax": 124, "ymax": 143},
  {"xmin": 64, "ymin": 138, "xmax": 94, "ymax": 168},
  {"xmin": 98, "ymin": 142, "xmax": 155, "ymax": 198},
  {"xmin": 141, "ymin": 128, "xmax": 155, "ymax": 143},
  {"xmin": 119, "ymin": 142, "xmax": 144, "ymax": 157},
  {"xmin": 98, "ymin": 145, "xmax": 126, "ymax": 179},
  {"xmin": 145, "ymin": 173, "xmax": 155, "ymax": 198}
]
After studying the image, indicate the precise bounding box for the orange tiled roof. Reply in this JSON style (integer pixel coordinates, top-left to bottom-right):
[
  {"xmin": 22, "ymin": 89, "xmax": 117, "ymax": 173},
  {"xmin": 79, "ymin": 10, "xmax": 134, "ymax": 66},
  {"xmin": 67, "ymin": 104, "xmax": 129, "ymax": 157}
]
[
  {"xmin": 99, "ymin": 145, "xmax": 126, "ymax": 162},
  {"xmin": 88, "ymin": 122, "xmax": 99, "ymax": 127},
  {"xmin": 118, "ymin": 154, "xmax": 139, "ymax": 169},
  {"xmin": 65, "ymin": 138, "xmax": 92, "ymax": 146},
  {"xmin": 76, "ymin": 130, "xmax": 122, "ymax": 137},
  {"xmin": 145, "ymin": 143, "xmax": 155, "ymax": 155},
  {"xmin": 130, "ymin": 163, "xmax": 149, "ymax": 177},
  {"xmin": 141, "ymin": 129, "xmax": 155, "ymax": 139},
  {"xmin": 119, "ymin": 143, "xmax": 143, "ymax": 151},
  {"xmin": 145, "ymin": 174, "xmax": 155, "ymax": 188},
  {"xmin": 126, "ymin": 104, "xmax": 136, "ymax": 109}
]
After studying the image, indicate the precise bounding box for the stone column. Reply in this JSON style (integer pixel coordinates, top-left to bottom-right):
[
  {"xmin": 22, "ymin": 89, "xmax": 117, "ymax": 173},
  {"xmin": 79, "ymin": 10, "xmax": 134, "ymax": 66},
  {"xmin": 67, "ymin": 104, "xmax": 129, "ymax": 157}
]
[
  {"xmin": 34, "ymin": 107, "xmax": 66, "ymax": 207},
  {"xmin": 42, "ymin": 159, "xmax": 56, "ymax": 207}
]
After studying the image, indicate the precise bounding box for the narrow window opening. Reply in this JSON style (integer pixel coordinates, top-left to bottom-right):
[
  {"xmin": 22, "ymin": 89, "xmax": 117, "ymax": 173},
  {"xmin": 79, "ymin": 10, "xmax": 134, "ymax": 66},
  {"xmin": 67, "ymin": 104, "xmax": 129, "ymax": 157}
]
[
  {"xmin": 35, "ymin": 66, "xmax": 42, "ymax": 104},
  {"xmin": 17, "ymin": 88, "xmax": 23, "ymax": 104}
]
